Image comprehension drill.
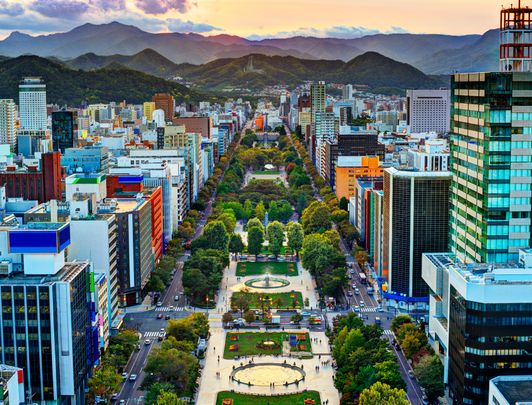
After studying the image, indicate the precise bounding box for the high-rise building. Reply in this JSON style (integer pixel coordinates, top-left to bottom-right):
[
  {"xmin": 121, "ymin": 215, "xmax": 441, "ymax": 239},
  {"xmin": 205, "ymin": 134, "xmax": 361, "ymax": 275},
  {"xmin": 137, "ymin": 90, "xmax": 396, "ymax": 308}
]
[
  {"xmin": 422, "ymin": 250, "xmax": 532, "ymax": 405},
  {"xmin": 51, "ymin": 111, "xmax": 75, "ymax": 153},
  {"xmin": 143, "ymin": 101, "xmax": 156, "ymax": 121},
  {"xmin": 406, "ymin": 89, "xmax": 450, "ymax": 133},
  {"xmin": 0, "ymin": 221, "xmax": 91, "ymax": 404},
  {"xmin": 61, "ymin": 146, "xmax": 110, "ymax": 175},
  {"xmin": 382, "ymin": 168, "xmax": 450, "ymax": 299},
  {"xmin": 500, "ymin": 1, "xmax": 532, "ymax": 72},
  {"xmin": 335, "ymin": 156, "xmax": 382, "ymax": 200},
  {"xmin": 449, "ymin": 72, "xmax": 532, "ymax": 263},
  {"xmin": 0, "ymin": 99, "xmax": 16, "ymax": 147},
  {"xmin": 19, "ymin": 77, "xmax": 47, "ymax": 131},
  {"xmin": 152, "ymin": 93, "xmax": 175, "ymax": 122},
  {"xmin": 342, "ymin": 84, "xmax": 353, "ymax": 100}
]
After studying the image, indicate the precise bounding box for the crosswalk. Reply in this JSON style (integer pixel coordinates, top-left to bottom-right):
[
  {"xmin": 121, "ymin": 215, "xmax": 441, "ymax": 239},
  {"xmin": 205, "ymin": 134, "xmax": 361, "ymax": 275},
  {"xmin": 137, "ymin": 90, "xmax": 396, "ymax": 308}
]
[
  {"xmin": 382, "ymin": 329, "xmax": 394, "ymax": 336},
  {"xmin": 359, "ymin": 307, "xmax": 377, "ymax": 312},
  {"xmin": 155, "ymin": 306, "xmax": 185, "ymax": 312},
  {"xmin": 143, "ymin": 331, "xmax": 164, "ymax": 338}
]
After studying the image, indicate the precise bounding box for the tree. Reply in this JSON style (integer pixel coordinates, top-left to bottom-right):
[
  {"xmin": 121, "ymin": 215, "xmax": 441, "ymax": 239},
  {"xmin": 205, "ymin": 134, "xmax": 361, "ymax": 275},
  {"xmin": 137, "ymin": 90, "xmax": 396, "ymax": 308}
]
[
  {"xmin": 339, "ymin": 196, "xmax": 349, "ymax": 211},
  {"xmin": 232, "ymin": 293, "xmax": 251, "ymax": 317},
  {"xmin": 247, "ymin": 226, "xmax": 264, "ymax": 258},
  {"xmin": 146, "ymin": 383, "xmax": 175, "ymax": 405},
  {"xmin": 145, "ymin": 348, "xmax": 198, "ymax": 395},
  {"xmin": 401, "ymin": 332, "xmax": 425, "ymax": 359},
  {"xmin": 331, "ymin": 209, "xmax": 349, "ymax": 223},
  {"xmin": 247, "ymin": 217, "xmax": 263, "ymax": 232},
  {"xmin": 273, "ymin": 297, "xmax": 284, "ymax": 309},
  {"xmin": 243, "ymin": 199, "xmax": 253, "ymax": 220},
  {"xmin": 391, "ymin": 315, "xmax": 412, "ymax": 334},
  {"xmin": 301, "ymin": 201, "xmax": 331, "ymax": 234},
  {"xmin": 222, "ymin": 312, "xmax": 233, "ymax": 324},
  {"xmin": 286, "ymin": 222, "xmax": 304, "ymax": 257},
  {"xmin": 359, "ymin": 382, "xmax": 409, "ymax": 405},
  {"xmin": 356, "ymin": 249, "xmax": 369, "ymax": 268},
  {"xmin": 203, "ymin": 221, "xmax": 229, "ymax": 252},
  {"xmin": 291, "ymin": 313, "xmax": 303, "ymax": 324},
  {"xmin": 254, "ymin": 200, "xmax": 266, "ymax": 221},
  {"xmin": 88, "ymin": 366, "xmax": 122, "ymax": 403},
  {"xmin": 228, "ymin": 234, "xmax": 244, "ymax": 259},
  {"xmin": 266, "ymin": 221, "xmax": 285, "ymax": 257},
  {"xmin": 324, "ymin": 229, "xmax": 341, "ymax": 249},
  {"xmin": 156, "ymin": 391, "xmax": 186, "ymax": 405},
  {"xmin": 217, "ymin": 212, "xmax": 236, "ymax": 233},
  {"xmin": 414, "ymin": 355, "xmax": 444, "ymax": 402},
  {"xmin": 243, "ymin": 310, "xmax": 256, "ymax": 324}
]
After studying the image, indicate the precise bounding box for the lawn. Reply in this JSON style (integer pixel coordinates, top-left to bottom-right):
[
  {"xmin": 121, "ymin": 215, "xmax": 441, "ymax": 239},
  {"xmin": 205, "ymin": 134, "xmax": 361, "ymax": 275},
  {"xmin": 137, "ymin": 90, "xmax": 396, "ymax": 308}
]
[
  {"xmin": 251, "ymin": 170, "xmax": 280, "ymax": 175},
  {"xmin": 236, "ymin": 261, "xmax": 297, "ymax": 277},
  {"xmin": 216, "ymin": 391, "xmax": 321, "ymax": 405},
  {"xmin": 224, "ymin": 331, "xmax": 311, "ymax": 359},
  {"xmin": 231, "ymin": 291, "xmax": 303, "ymax": 310}
]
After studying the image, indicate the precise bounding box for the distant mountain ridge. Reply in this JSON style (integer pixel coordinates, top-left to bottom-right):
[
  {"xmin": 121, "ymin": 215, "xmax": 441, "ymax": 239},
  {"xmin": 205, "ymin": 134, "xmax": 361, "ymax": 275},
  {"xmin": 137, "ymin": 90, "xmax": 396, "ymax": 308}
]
[{"xmin": 0, "ymin": 22, "xmax": 499, "ymax": 74}]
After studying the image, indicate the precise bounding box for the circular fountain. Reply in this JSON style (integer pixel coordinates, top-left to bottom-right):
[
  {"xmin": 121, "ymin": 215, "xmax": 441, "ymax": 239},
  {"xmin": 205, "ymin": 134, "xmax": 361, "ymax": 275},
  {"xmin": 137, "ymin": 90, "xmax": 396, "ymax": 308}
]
[
  {"xmin": 244, "ymin": 273, "xmax": 290, "ymax": 289},
  {"xmin": 231, "ymin": 363, "xmax": 305, "ymax": 386}
]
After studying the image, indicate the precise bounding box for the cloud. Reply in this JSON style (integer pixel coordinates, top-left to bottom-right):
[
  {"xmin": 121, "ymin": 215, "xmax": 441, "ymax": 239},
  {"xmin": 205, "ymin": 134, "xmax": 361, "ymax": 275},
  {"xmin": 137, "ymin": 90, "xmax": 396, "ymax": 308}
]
[
  {"xmin": 0, "ymin": 1, "xmax": 24, "ymax": 16},
  {"xmin": 31, "ymin": 0, "xmax": 89, "ymax": 18},
  {"xmin": 136, "ymin": 0, "xmax": 193, "ymax": 15},
  {"xmin": 90, "ymin": 0, "xmax": 125, "ymax": 11},
  {"xmin": 247, "ymin": 25, "xmax": 409, "ymax": 40},
  {"xmin": 167, "ymin": 18, "xmax": 219, "ymax": 33}
]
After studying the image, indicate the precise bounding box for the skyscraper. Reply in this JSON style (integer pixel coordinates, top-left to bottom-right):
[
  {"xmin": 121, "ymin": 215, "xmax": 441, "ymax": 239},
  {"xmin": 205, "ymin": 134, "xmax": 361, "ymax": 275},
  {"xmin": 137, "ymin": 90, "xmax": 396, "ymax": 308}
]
[
  {"xmin": 143, "ymin": 101, "xmax": 156, "ymax": 121},
  {"xmin": 449, "ymin": 72, "xmax": 532, "ymax": 263},
  {"xmin": 19, "ymin": 77, "xmax": 47, "ymax": 131},
  {"xmin": 382, "ymin": 168, "xmax": 450, "ymax": 299},
  {"xmin": 406, "ymin": 89, "xmax": 450, "ymax": 133},
  {"xmin": 152, "ymin": 93, "xmax": 175, "ymax": 122},
  {"xmin": 51, "ymin": 111, "xmax": 75, "ymax": 153},
  {"xmin": 0, "ymin": 99, "xmax": 16, "ymax": 146}
]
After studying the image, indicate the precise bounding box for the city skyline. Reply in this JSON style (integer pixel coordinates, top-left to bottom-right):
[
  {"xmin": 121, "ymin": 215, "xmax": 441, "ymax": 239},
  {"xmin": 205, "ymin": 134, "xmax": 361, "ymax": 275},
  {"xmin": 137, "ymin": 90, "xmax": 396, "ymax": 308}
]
[{"xmin": 0, "ymin": 0, "xmax": 506, "ymax": 40}]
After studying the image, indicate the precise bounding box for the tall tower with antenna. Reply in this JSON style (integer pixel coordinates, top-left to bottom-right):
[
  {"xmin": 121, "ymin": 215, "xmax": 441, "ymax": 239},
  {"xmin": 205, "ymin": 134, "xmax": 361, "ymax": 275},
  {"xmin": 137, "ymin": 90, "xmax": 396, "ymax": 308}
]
[{"xmin": 500, "ymin": 0, "xmax": 532, "ymax": 72}]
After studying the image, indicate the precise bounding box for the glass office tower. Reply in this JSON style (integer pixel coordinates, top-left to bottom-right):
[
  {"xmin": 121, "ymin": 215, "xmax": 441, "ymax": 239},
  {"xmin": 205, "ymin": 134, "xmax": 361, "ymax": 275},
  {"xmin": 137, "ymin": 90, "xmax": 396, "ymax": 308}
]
[{"xmin": 449, "ymin": 72, "xmax": 532, "ymax": 263}]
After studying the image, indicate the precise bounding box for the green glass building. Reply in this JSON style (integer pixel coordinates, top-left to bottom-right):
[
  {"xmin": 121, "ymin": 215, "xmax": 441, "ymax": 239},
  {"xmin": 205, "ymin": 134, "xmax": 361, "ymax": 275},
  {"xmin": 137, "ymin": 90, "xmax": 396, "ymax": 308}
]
[{"xmin": 450, "ymin": 72, "xmax": 532, "ymax": 263}]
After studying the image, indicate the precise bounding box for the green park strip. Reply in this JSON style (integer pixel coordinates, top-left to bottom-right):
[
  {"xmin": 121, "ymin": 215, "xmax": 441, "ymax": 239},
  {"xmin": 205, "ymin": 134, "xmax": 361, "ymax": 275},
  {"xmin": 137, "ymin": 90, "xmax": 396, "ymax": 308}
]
[
  {"xmin": 224, "ymin": 331, "xmax": 311, "ymax": 359},
  {"xmin": 236, "ymin": 261, "xmax": 297, "ymax": 277},
  {"xmin": 231, "ymin": 291, "xmax": 304, "ymax": 310},
  {"xmin": 216, "ymin": 390, "xmax": 321, "ymax": 405}
]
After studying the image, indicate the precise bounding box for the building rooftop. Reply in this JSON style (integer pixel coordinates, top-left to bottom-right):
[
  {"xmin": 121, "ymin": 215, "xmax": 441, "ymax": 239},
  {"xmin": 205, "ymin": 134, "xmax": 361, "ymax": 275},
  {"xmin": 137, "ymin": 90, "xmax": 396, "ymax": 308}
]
[
  {"xmin": 492, "ymin": 376, "xmax": 532, "ymax": 405},
  {"xmin": 385, "ymin": 167, "xmax": 451, "ymax": 177},
  {"xmin": 0, "ymin": 261, "xmax": 88, "ymax": 285},
  {"xmin": 66, "ymin": 173, "xmax": 106, "ymax": 184}
]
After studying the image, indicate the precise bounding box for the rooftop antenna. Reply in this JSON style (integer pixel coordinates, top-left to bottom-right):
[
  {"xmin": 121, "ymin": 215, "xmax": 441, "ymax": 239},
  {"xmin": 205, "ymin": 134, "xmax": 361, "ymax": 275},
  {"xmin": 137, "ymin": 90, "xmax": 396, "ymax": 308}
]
[{"xmin": 500, "ymin": 0, "xmax": 532, "ymax": 72}]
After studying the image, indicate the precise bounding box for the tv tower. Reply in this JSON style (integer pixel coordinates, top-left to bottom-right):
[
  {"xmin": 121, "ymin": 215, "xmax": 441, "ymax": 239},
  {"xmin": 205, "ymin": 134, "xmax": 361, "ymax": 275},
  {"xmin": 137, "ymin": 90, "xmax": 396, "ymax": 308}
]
[{"xmin": 500, "ymin": 0, "xmax": 532, "ymax": 72}]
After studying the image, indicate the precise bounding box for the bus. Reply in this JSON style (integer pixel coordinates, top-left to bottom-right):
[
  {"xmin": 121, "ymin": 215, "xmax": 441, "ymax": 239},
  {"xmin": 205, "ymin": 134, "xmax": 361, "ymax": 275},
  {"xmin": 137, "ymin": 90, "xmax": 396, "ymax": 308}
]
[{"xmin": 359, "ymin": 273, "xmax": 367, "ymax": 284}]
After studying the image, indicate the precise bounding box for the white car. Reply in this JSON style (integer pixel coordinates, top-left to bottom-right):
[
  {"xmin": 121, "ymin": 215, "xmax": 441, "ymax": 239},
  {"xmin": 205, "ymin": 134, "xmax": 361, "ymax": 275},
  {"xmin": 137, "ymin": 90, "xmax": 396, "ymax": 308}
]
[
  {"xmin": 359, "ymin": 301, "xmax": 365, "ymax": 307},
  {"xmin": 347, "ymin": 291, "xmax": 353, "ymax": 296},
  {"xmin": 129, "ymin": 374, "xmax": 137, "ymax": 381},
  {"xmin": 353, "ymin": 306, "xmax": 360, "ymax": 312}
]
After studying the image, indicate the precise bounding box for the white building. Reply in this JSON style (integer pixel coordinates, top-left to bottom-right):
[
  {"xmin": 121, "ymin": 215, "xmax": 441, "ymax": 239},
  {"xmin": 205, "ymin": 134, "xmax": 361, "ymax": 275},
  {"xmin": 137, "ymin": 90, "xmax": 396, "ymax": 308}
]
[
  {"xmin": 314, "ymin": 111, "xmax": 336, "ymax": 175},
  {"xmin": 406, "ymin": 89, "xmax": 450, "ymax": 134},
  {"xmin": 19, "ymin": 77, "xmax": 47, "ymax": 131},
  {"xmin": 488, "ymin": 376, "xmax": 532, "ymax": 405},
  {"xmin": 407, "ymin": 139, "xmax": 449, "ymax": 172},
  {"xmin": 0, "ymin": 364, "xmax": 25, "ymax": 405},
  {"xmin": 342, "ymin": 84, "xmax": 353, "ymax": 100},
  {"xmin": 0, "ymin": 99, "xmax": 16, "ymax": 146}
]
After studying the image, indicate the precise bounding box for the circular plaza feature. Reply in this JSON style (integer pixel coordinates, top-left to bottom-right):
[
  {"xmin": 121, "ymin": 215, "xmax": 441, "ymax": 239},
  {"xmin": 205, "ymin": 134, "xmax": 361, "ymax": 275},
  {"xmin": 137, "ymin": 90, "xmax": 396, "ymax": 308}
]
[
  {"xmin": 244, "ymin": 275, "xmax": 290, "ymax": 289},
  {"xmin": 231, "ymin": 363, "xmax": 305, "ymax": 387}
]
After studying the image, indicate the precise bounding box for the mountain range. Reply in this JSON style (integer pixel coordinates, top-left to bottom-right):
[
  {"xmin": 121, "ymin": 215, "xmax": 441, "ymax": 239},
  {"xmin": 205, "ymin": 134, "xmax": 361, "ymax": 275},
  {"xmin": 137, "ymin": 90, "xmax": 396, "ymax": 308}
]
[
  {"xmin": 0, "ymin": 22, "xmax": 499, "ymax": 74},
  {"xmin": 0, "ymin": 55, "xmax": 200, "ymax": 106}
]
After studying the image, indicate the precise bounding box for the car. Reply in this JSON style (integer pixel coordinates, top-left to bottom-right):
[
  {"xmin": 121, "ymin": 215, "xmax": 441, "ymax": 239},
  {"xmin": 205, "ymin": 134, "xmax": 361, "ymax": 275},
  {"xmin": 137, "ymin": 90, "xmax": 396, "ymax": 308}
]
[
  {"xmin": 422, "ymin": 395, "xmax": 429, "ymax": 404},
  {"xmin": 129, "ymin": 374, "xmax": 137, "ymax": 381},
  {"xmin": 144, "ymin": 339, "xmax": 151, "ymax": 345},
  {"xmin": 353, "ymin": 306, "xmax": 360, "ymax": 312},
  {"xmin": 157, "ymin": 313, "xmax": 163, "ymax": 319},
  {"xmin": 121, "ymin": 372, "xmax": 128, "ymax": 380},
  {"xmin": 376, "ymin": 306, "xmax": 384, "ymax": 312},
  {"xmin": 408, "ymin": 370, "xmax": 415, "ymax": 378},
  {"xmin": 256, "ymin": 254, "xmax": 265, "ymax": 259},
  {"xmin": 156, "ymin": 302, "xmax": 163, "ymax": 307},
  {"xmin": 119, "ymin": 400, "xmax": 125, "ymax": 405},
  {"xmin": 347, "ymin": 291, "xmax": 353, "ymax": 296},
  {"xmin": 238, "ymin": 255, "xmax": 248, "ymax": 260},
  {"xmin": 158, "ymin": 332, "xmax": 165, "ymax": 341},
  {"xmin": 359, "ymin": 301, "xmax": 365, "ymax": 307},
  {"xmin": 174, "ymin": 295, "xmax": 179, "ymax": 301},
  {"xmin": 354, "ymin": 288, "xmax": 360, "ymax": 295},
  {"xmin": 168, "ymin": 306, "xmax": 174, "ymax": 310},
  {"xmin": 347, "ymin": 274, "xmax": 352, "ymax": 279},
  {"xmin": 165, "ymin": 315, "xmax": 171, "ymax": 320},
  {"xmin": 301, "ymin": 311, "xmax": 311, "ymax": 316},
  {"xmin": 135, "ymin": 344, "xmax": 141, "ymax": 351},
  {"xmin": 352, "ymin": 283, "xmax": 357, "ymax": 289},
  {"xmin": 375, "ymin": 317, "xmax": 381, "ymax": 325},
  {"xmin": 349, "ymin": 269, "xmax": 355, "ymax": 274},
  {"xmin": 111, "ymin": 394, "xmax": 118, "ymax": 401},
  {"xmin": 367, "ymin": 288, "xmax": 374, "ymax": 295}
]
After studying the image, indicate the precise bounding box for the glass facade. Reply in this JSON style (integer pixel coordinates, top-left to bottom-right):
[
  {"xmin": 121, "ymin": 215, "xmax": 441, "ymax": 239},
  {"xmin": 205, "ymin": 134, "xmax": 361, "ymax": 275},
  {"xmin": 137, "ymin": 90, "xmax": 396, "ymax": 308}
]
[
  {"xmin": 51, "ymin": 111, "xmax": 74, "ymax": 153},
  {"xmin": 448, "ymin": 286, "xmax": 532, "ymax": 404},
  {"xmin": 450, "ymin": 72, "xmax": 532, "ymax": 263}
]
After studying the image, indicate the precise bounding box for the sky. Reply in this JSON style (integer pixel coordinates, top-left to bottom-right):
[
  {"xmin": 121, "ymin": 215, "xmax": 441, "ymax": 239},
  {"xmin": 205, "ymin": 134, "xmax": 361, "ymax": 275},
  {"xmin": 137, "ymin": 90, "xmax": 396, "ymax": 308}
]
[{"xmin": 0, "ymin": 0, "xmax": 505, "ymax": 40}]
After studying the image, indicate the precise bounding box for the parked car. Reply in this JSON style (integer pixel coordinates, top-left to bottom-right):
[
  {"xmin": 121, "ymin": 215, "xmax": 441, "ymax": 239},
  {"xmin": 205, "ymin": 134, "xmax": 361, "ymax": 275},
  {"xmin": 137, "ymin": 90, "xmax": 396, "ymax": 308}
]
[
  {"xmin": 110, "ymin": 394, "xmax": 118, "ymax": 401},
  {"xmin": 408, "ymin": 370, "xmax": 415, "ymax": 378},
  {"xmin": 121, "ymin": 372, "xmax": 128, "ymax": 380}
]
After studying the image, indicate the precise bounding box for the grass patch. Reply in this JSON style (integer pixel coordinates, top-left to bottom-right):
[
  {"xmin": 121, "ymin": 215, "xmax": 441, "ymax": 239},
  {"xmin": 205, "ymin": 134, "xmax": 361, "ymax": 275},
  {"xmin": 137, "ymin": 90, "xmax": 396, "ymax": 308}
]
[
  {"xmin": 243, "ymin": 246, "xmax": 293, "ymax": 255},
  {"xmin": 216, "ymin": 391, "xmax": 321, "ymax": 405},
  {"xmin": 236, "ymin": 261, "xmax": 297, "ymax": 277},
  {"xmin": 224, "ymin": 332, "xmax": 311, "ymax": 359},
  {"xmin": 251, "ymin": 170, "xmax": 280, "ymax": 175},
  {"xmin": 231, "ymin": 291, "xmax": 303, "ymax": 310}
]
